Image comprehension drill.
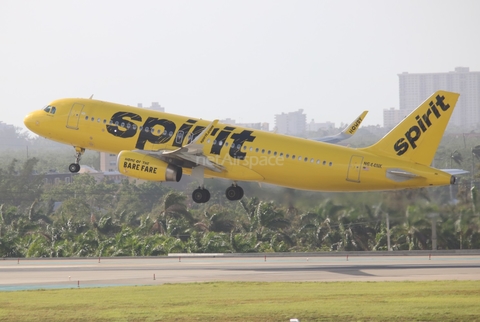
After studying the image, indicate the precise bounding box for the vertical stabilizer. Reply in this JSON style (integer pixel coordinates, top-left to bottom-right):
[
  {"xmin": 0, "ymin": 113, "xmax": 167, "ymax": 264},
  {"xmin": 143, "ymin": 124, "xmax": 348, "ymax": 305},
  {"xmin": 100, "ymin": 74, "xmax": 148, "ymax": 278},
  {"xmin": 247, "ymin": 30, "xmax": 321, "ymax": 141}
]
[{"xmin": 362, "ymin": 91, "xmax": 459, "ymax": 166}]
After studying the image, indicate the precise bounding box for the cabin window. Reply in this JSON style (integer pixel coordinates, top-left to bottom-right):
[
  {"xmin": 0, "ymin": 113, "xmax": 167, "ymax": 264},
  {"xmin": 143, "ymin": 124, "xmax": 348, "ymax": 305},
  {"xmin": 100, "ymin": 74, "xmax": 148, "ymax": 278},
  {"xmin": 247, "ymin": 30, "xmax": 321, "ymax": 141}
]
[
  {"xmin": 243, "ymin": 145, "xmax": 247, "ymax": 150},
  {"xmin": 280, "ymin": 153, "xmax": 283, "ymax": 157},
  {"xmin": 261, "ymin": 149, "xmax": 265, "ymax": 154},
  {"xmin": 305, "ymin": 157, "xmax": 308, "ymax": 162},
  {"xmin": 316, "ymin": 160, "xmax": 320, "ymax": 164},
  {"xmin": 91, "ymin": 117, "xmax": 94, "ymax": 121},
  {"xmin": 329, "ymin": 162, "xmax": 332, "ymax": 166},
  {"xmin": 323, "ymin": 161, "xmax": 326, "ymax": 165},
  {"xmin": 298, "ymin": 156, "xmax": 302, "ymax": 161},
  {"xmin": 132, "ymin": 124, "xmax": 137, "ymax": 130},
  {"xmin": 121, "ymin": 122, "xmax": 125, "ymax": 128},
  {"xmin": 97, "ymin": 118, "xmax": 101, "ymax": 123},
  {"xmin": 292, "ymin": 155, "xmax": 295, "ymax": 159},
  {"xmin": 145, "ymin": 127, "xmax": 149, "ymax": 133},
  {"xmin": 127, "ymin": 123, "xmax": 131, "ymax": 129},
  {"xmin": 268, "ymin": 150, "xmax": 271, "ymax": 155},
  {"xmin": 250, "ymin": 147, "xmax": 253, "ymax": 151},
  {"xmin": 103, "ymin": 119, "xmax": 107, "ymax": 124},
  {"xmin": 207, "ymin": 139, "xmax": 211, "ymax": 144},
  {"xmin": 256, "ymin": 148, "xmax": 259, "ymax": 152},
  {"xmin": 85, "ymin": 116, "xmax": 89, "ymax": 120},
  {"xmin": 238, "ymin": 144, "xmax": 242, "ymax": 150},
  {"xmin": 168, "ymin": 131, "xmax": 173, "ymax": 137},
  {"xmin": 273, "ymin": 151, "xmax": 277, "ymax": 156},
  {"xmin": 219, "ymin": 141, "xmax": 223, "ymax": 146},
  {"xmin": 225, "ymin": 142, "xmax": 229, "ymax": 147},
  {"xmin": 115, "ymin": 121, "xmax": 119, "ymax": 126},
  {"xmin": 286, "ymin": 154, "xmax": 290, "ymax": 158}
]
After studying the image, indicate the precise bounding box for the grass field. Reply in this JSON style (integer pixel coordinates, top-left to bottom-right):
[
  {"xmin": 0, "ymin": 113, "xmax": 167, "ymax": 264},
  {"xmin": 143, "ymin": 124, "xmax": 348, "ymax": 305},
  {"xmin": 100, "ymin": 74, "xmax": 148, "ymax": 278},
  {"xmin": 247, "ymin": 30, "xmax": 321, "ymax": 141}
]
[{"xmin": 0, "ymin": 281, "xmax": 479, "ymax": 321}]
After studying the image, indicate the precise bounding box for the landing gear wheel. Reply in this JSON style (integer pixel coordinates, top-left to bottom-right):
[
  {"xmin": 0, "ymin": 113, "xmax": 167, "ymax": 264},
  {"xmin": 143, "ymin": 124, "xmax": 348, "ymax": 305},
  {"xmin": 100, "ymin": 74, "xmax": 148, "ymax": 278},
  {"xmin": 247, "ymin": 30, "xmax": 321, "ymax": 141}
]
[
  {"xmin": 226, "ymin": 185, "xmax": 244, "ymax": 201},
  {"xmin": 192, "ymin": 188, "xmax": 210, "ymax": 203},
  {"xmin": 69, "ymin": 147, "xmax": 85, "ymax": 173},
  {"xmin": 69, "ymin": 163, "xmax": 80, "ymax": 173}
]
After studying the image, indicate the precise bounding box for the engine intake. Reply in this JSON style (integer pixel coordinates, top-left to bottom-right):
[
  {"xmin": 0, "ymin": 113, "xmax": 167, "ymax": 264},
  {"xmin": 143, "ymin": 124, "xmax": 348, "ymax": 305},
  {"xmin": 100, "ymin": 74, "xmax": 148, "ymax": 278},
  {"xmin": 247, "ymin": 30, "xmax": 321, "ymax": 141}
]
[{"xmin": 117, "ymin": 150, "xmax": 182, "ymax": 182}]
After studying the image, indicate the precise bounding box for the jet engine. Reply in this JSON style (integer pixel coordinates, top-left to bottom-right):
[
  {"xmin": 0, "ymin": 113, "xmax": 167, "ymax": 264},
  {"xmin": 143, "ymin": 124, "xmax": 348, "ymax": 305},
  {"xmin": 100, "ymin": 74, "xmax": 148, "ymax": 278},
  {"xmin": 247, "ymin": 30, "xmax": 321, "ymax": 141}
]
[{"xmin": 117, "ymin": 150, "xmax": 182, "ymax": 182}]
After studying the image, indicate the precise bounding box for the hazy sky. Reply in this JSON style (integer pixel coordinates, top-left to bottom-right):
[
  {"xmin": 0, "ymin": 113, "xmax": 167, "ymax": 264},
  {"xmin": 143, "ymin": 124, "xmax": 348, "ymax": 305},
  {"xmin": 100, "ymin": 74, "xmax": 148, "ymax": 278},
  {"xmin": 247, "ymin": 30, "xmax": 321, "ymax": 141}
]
[{"xmin": 1, "ymin": 0, "xmax": 479, "ymax": 131}]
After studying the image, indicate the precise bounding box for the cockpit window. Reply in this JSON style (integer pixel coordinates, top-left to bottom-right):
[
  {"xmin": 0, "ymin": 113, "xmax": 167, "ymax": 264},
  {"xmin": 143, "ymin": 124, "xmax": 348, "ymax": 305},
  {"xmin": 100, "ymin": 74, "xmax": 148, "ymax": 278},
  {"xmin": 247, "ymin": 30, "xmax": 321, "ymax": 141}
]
[{"xmin": 43, "ymin": 105, "xmax": 56, "ymax": 114}]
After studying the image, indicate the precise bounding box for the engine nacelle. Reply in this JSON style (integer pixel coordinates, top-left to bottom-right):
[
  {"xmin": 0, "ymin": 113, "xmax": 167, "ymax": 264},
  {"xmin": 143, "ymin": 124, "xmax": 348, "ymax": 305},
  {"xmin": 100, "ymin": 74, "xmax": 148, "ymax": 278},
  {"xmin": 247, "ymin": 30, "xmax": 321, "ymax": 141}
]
[{"xmin": 117, "ymin": 150, "xmax": 182, "ymax": 182}]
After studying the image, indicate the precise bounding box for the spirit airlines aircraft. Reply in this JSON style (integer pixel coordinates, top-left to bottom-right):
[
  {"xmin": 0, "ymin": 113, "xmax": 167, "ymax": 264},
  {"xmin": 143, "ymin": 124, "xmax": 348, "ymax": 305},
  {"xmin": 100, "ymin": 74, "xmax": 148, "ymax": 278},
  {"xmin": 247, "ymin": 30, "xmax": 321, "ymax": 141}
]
[{"xmin": 24, "ymin": 91, "xmax": 462, "ymax": 204}]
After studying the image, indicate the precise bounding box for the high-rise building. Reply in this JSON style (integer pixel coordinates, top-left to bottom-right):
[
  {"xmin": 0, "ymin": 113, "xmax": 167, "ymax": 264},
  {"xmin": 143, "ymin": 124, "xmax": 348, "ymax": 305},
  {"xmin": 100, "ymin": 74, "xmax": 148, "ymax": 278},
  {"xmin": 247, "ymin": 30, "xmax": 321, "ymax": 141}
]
[
  {"xmin": 383, "ymin": 107, "xmax": 408, "ymax": 130},
  {"xmin": 398, "ymin": 67, "xmax": 480, "ymax": 129},
  {"xmin": 274, "ymin": 109, "xmax": 306, "ymax": 136}
]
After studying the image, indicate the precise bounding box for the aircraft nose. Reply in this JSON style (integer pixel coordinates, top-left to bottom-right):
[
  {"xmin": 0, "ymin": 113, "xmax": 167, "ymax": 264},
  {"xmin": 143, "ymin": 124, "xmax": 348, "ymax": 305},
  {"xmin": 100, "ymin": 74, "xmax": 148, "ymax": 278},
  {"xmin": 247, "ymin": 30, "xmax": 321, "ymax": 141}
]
[{"xmin": 24, "ymin": 112, "xmax": 39, "ymax": 132}]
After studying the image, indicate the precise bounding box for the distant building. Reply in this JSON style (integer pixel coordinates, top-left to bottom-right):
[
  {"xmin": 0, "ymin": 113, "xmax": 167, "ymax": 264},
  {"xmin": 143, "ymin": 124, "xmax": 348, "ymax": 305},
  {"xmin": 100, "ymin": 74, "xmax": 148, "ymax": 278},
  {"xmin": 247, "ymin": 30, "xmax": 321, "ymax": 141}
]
[
  {"xmin": 220, "ymin": 118, "xmax": 270, "ymax": 131},
  {"xmin": 306, "ymin": 119, "xmax": 334, "ymax": 132},
  {"xmin": 383, "ymin": 107, "xmax": 408, "ymax": 130},
  {"xmin": 42, "ymin": 164, "xmax": 124, "ymax": 185},
  {"xmin": 398, "ymin": 67, "xmax": 480, "ymax": 129},
  {"xmin": 274, "ymin": 109, "xmax": 306, "ymax": 136},
  {"xmin": 100, "ymin": 152, "xmax": 118, "ymax": 172},
  {"xmin": 137, "ymin": 102, "xmax": 165, "ymax": 112}
]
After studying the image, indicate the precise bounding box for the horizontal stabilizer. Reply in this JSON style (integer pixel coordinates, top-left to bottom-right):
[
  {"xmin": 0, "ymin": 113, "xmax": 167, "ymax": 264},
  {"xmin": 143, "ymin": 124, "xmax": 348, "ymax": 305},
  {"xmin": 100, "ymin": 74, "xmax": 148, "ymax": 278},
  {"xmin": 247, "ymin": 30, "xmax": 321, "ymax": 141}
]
[
  {"xmin": 386, "ymin": 168, "xmax": 423, "ymax": 182},
  {"xmin": 441, "ymin": 169, "xmax": 469, "ymax": 176}
]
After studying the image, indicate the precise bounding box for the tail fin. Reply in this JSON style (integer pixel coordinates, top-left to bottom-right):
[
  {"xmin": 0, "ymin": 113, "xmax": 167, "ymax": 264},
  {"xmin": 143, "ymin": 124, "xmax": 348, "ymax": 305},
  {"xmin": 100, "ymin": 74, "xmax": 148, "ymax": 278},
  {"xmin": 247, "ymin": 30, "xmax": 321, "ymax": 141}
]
[{"xmin": 362, "ymin": 90, "xmax": 459, "ymax": 166}]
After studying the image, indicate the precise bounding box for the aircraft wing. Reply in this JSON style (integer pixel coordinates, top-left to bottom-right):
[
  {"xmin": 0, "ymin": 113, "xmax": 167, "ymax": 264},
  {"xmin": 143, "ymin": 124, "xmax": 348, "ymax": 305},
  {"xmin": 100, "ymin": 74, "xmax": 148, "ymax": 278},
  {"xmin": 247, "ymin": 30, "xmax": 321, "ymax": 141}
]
[
  {"xmin": 313, "ymin": 110, "xmax": 368, "ymax": 144},
  {"xmin": 134, "ymin": 119, "xmax": 226, "ymax": 173}
]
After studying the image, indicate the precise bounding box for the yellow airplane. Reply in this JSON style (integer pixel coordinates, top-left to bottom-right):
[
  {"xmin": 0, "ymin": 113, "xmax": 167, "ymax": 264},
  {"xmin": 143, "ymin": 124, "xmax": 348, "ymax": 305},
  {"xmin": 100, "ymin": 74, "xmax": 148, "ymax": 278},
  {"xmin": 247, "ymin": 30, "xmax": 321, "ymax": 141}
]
[{"xmin": 24, "ymin": 90, "xmax": 463, "ymax": 203}]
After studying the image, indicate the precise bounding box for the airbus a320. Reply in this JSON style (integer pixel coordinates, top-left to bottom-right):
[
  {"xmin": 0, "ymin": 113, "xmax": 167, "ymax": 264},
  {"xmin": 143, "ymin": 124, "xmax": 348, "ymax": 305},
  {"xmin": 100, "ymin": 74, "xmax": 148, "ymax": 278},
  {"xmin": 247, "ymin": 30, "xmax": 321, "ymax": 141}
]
[{"xmin": 24, "ymin": 90, "xmax": 463, "ymax": 203}]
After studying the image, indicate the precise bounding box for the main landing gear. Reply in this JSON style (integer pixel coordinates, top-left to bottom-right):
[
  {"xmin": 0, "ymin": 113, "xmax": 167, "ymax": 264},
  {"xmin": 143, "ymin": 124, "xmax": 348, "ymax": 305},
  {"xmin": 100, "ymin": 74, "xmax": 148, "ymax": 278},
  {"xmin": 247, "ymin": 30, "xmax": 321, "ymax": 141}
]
[
  {"xmin": 68, "ymin": 147, "xmax": 85, "ymax": 173},
  {"xmin": 225, "ymin": 184, "xmax": 244, "ymax": 201},
  {"xmin": 192, "ymin": 187, "xmax": 210, "ymax": 204},
  {"xmin": 191, "ymin": 184, "xmax": 244, "ymax": 204}
]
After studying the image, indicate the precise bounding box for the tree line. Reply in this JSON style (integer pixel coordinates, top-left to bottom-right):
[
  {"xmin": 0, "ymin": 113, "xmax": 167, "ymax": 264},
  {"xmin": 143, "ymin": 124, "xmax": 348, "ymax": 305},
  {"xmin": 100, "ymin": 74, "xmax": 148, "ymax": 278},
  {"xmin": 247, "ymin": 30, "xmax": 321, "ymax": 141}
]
[{"xmin": 1, "ymin": 158, "xmax": 479, "ymax": 258}]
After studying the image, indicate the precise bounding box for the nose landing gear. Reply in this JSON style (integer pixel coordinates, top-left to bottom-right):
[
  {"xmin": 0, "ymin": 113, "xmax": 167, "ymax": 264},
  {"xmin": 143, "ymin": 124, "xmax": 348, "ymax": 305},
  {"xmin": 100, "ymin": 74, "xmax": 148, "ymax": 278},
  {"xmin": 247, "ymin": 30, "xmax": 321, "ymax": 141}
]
[{"xmin": 69, "ymin": 147, "xmax": 85, "ymax": 173}]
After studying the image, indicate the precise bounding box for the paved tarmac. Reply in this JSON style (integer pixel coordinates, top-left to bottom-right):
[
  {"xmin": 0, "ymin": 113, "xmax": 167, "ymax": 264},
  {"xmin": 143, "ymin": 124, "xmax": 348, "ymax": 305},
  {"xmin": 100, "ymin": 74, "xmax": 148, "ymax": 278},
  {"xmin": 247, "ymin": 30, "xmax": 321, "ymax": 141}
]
[{"xmin": 1, "ymin": 254, "xmax": 479, "ymax": 291}]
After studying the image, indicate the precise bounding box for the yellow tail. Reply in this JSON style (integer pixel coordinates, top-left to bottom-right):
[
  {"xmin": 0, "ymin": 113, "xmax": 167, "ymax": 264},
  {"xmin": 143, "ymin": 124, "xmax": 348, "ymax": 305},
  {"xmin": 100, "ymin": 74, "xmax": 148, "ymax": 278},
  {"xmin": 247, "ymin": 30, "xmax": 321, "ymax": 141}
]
[{"xmin": 362, "ymin": 90, "xmax": 460, "ymax": 166}]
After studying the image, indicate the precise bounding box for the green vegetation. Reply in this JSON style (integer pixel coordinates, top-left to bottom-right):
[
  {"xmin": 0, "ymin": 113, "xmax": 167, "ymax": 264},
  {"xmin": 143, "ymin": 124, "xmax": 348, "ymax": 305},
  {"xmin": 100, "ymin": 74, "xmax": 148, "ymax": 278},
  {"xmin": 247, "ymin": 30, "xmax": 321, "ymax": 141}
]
[
  {"xmin": 1, "ymin": 156, "xmax": 480, "ymax": 257},
  {"xmin": 0, "ymin": 281, "xmax": 479, "ymax": 321},
  {"xmin": 1, "ymin": 127, "xmax": 480, "ymax": 257}
]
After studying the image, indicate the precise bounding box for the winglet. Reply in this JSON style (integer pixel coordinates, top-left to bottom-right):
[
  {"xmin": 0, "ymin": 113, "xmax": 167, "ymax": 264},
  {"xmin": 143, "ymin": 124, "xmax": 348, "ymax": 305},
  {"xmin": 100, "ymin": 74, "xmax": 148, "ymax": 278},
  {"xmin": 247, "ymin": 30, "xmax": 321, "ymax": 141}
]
[
  {"xmin": 315, "ymin": 110, "xmax": 368, "ymax": 144},
  {"xmin": 362, "ymin": 91, "xmax": 460, "ymax": 166},
  {"xmin": 342, "ymin": 110, "xmax": 368, "ymax": 136}
]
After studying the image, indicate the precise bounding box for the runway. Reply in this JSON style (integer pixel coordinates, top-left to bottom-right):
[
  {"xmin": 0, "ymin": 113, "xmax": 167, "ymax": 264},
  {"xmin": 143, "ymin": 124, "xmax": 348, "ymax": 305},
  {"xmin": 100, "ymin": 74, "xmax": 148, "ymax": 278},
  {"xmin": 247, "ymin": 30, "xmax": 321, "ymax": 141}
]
[{"xmin": 1, "ymin": 254, "xmax": 479, "ymax": 291}]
